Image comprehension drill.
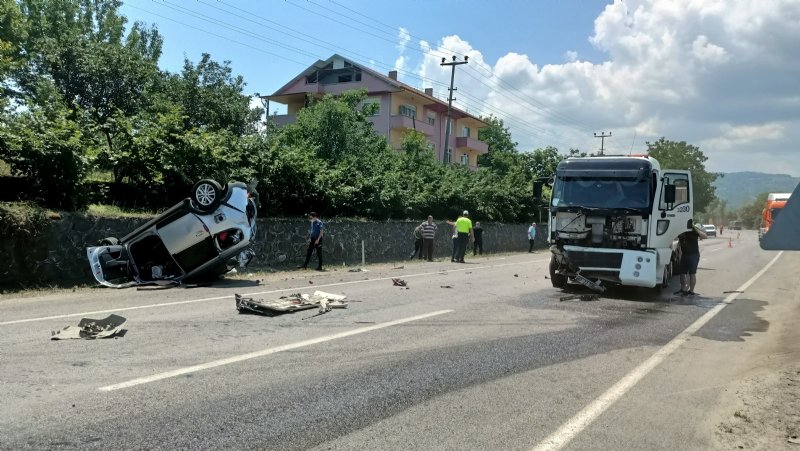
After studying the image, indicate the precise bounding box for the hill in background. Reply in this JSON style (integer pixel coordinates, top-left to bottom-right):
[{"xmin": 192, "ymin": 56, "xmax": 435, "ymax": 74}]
[{"xmin": 714, "ymin": 172, "xmax": 800, "ymax": 209}]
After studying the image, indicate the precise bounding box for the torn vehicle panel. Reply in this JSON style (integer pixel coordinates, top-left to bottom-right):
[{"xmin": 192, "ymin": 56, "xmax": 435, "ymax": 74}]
[
  {"xmin": 236, "ymin": 291, "xmax": 348, "ymax": 316},
  {"xmin": 87, "ymin": 179, "xmax": 259, "ymax": 288},
  {"xmin": 51, "ymin": 314, "xmax": 127, "ymax": 340}
]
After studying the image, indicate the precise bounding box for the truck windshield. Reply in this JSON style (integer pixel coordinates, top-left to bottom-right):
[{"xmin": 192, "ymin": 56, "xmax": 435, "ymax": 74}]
[{"xmin": 551, "ymin": 177, "xmax": 651, "ymax": 209}]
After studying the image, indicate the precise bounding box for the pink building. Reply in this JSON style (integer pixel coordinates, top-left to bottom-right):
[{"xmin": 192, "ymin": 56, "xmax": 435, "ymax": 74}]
[{"xmin": 266, "ymin": 54, "xmax": 489, "ymax": 168}]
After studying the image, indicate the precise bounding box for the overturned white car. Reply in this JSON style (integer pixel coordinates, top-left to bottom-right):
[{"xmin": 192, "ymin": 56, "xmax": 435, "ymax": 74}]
[{"xmin": 87, "ymin": 179, "xmax": 259, "ymax": 288}]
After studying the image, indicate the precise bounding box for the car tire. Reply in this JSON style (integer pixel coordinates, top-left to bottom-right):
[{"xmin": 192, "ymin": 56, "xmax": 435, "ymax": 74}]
[
  {"xmin": 99, "ymin": 237, "xmax": 119, "ymax": 246},
  {"xmin": 549, "ymin": 255, "xmax": 568, "ymax": 289},
  {"xmin": 191, "ymin": 179, "xmax": 223, "ymax": 212}
]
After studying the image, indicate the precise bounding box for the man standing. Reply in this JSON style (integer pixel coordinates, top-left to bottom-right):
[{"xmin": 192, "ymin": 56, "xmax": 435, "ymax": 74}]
[
  {"xmin": 420, "ymin": 215, "xmax": 437, "ymax": 261},
  {"xmin": 675, "ymin": 220, "xmax": 707, "ymax": 296},
  {"xmin": 528, "ymin": 222, "xmax": 537, "ymax": 252},
  {"xmin": 472, "ymin": 221, "xmax": 484, "ymax": 256},
  {"xmin": 454, "ymin": 210, "xmax": 473, "ymax": 263},
  {"xmin": 410, "ymin": 223, "xmax": 423, "ymax": 260},
  {"xmin": 299, "ymin": 212, "xmax": 325, "ymax": 271}
]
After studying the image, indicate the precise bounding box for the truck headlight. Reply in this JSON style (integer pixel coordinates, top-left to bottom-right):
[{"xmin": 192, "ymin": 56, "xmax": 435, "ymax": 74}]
[
  {"xmin": 635, "ymin": 264, "xmax": 642, "ymax": 270},
  {"xmin": 633, "ymin": 271, "xmax": 640, "ymax": 277},
  {"xmin": 637, "ymin": 257, "xmax": 643, "ymax": 262}
]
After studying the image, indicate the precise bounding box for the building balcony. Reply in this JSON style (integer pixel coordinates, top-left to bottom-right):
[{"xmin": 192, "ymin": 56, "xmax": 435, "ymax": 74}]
[
  {"xmin": 268, "ymin": 114, "xmax": 297, "ymax": 127},
  {"xmin": 390, "ymin": 115, "xmax": 435, "ymax": 136},
  {"xmin": 455, "ymin": 136, "xmax": 489, "ymax": 154}
]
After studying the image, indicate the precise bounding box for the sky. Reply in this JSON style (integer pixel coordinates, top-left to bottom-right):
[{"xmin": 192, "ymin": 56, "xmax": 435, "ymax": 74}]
[{"xmin": 119, "ymin": 0, "xmax": 800, "ymax": 176}]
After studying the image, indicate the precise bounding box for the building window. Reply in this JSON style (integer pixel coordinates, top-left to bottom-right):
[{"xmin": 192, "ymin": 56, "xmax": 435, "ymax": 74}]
[
  {"xmin": 362, "ymin": 98, "xmax": 381, "ymax": 116},
  {"xmin": 399, "ymin": 104, "xmax": 416, "ymax": 118},
  {"xmin": 426, "ymin": 112, "xmax": 436, "ymax": 126},
  {"xmin": 462, "ymin": 126, "xmax": 471, "ymax": 138},
  {"xmin": 445, "ymin": 148, "xmax": 453, "ymax": 164},
  {"xmin": 460, "ymin": 154, "xmax": 469, "ymax": 165}
]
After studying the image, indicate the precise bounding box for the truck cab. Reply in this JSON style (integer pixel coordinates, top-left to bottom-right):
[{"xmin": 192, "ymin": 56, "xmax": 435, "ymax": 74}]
[{"xmin": 548, "ymin": 156, "xmax": 693, "ymax": 290}]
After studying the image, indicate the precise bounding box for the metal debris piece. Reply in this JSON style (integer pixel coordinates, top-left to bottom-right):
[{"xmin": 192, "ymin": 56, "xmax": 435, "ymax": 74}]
[
  {"xmin": 348, "ymin": 268, "xmax": 363, "ymax": 272},
  {"xmin": 51, "ymin": 314, "xmax": 127, "ymax": 340},
  {"xmin": 440, "ymin": 285, "xmax": 453, "ymax": 289},
  {"xmin": 560, "ymin": 294, "xmax": 600, "ymax": 302},
  {"xmin": 392, "ymin": 278, "xmax": 407, "ymax": 286},
  {"xmin": 722, "ymin": 290, "xmax": 745, "ymax": 294},
  {"xmin": 514, "ymin": 274, "xmax": 519, "ymax": 277},
  {"xmin": 574, "ymin": 273, "xmax": 606, "ymax": 292},
  {"xmin": 235, "ymin": 291, "xmax": 348, "ymax": 316},
  {"xmin": 393, "ymin": 265, "xmax": 404, "ymax": 269}
]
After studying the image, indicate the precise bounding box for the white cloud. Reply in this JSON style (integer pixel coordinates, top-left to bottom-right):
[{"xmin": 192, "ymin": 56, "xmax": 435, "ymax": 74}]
[
  {"xmin": 394, "ymin": 55, "xmax": 407, "ymax": 72},
  {"xmin": 396, "ymin": 27, "xmax": 411, "ymax": 53},
  {"xmin": 415, "ymin": 0, "xmax": 800, "ymax": 175}
]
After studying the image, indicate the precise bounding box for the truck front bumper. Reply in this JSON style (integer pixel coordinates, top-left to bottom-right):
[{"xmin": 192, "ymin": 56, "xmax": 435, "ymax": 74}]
[{"xmin": 559, "ymin": 246, "xmax": 658, "ymax": 288}]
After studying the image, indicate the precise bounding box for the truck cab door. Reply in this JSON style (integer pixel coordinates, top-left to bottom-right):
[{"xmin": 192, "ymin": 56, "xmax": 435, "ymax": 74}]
[{"xmin": 652, "ymin": 170, "xmax": 693, "ymax": 247}]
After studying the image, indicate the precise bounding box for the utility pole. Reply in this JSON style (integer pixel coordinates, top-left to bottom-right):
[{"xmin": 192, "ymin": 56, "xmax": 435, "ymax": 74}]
[
  {"xmin": 593, "ymin": 131, "xmax": 611, "ymax": 156},
  {"xmin": 441, "ymin": 55, "xmax": 468, "ymax": 163}
]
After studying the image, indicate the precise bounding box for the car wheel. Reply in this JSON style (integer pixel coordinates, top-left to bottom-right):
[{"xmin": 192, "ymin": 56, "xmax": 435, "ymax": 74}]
[
  {"xmin": 549, "ymin": 255, "xmax": 568, "ymax": 289},
  {"xmin": 100, "ymin": 237, "xmax": 119, "ymax": 246},
  {"xmin": 191, "ymin": 179, "xmax": 223, "ymax": 211}
]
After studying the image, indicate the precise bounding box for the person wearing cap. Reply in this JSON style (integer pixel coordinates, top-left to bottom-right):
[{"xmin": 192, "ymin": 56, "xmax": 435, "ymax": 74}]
[
  {"xmin": 528, "ymin": 222, "xmax": 537, "ymax": 252},
  {"xmin": 454, "ymin": 210, "xmax": 473, "ymax": 263}
]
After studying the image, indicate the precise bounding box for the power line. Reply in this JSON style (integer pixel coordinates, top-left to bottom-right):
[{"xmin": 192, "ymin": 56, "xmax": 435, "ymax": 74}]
[{"xmin": 135, "ymin": 1, "xmax": 575, "ymax": 149}]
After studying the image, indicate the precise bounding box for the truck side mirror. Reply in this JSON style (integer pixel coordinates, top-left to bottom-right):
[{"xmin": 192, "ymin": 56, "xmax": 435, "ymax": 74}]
[
  {"xmin": 664, "ymin": 185, "xmax": 676, "ymax": 204},
  {"xmin": 533, "ymin": 181, "xmax": 544, "ymax": 204}
]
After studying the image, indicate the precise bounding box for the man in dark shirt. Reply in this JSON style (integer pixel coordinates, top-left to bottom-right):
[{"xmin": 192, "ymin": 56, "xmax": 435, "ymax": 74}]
[
  {"xmin": 675, "ymin": 220, "xmax": 707, "ymax": 296},
  {"xmin": 473, "ymin": 221, "xmax": 484, "ymax": 256},
  {"xmin": 299, "ymin": 212, "xmax": 325, "ymax": 271}
]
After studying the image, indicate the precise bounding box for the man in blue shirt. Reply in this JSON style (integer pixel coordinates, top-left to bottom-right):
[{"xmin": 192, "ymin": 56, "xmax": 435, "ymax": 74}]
[
  {"xmin": 299, "ymin": 212, "xmax": 325, "ymax": 270},
  {"xmin": 528, "ymin": 222, "xmax": 537, "ymax": 252}
]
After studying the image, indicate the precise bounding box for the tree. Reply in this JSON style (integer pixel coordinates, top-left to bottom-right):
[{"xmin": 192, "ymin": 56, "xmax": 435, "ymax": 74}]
[
  {"xmin": 646, "ymin": 137, "xmax": 718, "ymax": 213},
  {"xmin": 477, "ymin": 115, "xmax": 518, "ymax": 174},
  {"xmin": 166, "ymin": 54, "xmax": 262, "ymax": 135}
]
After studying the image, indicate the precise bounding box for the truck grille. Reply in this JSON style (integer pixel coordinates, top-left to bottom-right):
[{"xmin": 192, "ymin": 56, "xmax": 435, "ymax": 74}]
[{"xmin": 565, "ymin": 250, "xmax": 623, "ymax": 269}]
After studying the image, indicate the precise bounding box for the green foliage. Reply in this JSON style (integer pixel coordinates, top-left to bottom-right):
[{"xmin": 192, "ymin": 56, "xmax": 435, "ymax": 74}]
[
  {"xmin": 1, "ymin": 99, "xmax": 92, "ymax": 209},
  {"xmin": 0, "ymin": 201, "xmax": 48, "ymax": 238},
  {"xmin": 646, "ymin": 137, "xmax": 718, "ymax": 213},
  {"xmin": 731, "ymin": 192, "xmax": 769, "ymax": 229}
]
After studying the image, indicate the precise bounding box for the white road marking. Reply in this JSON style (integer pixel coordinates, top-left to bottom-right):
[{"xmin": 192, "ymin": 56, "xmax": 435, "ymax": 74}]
[
  {"xmin": 532, "ymin": 251, "xmax": 784, "ymax": 451},
  {"xmin": 98, "ymin": 309, "xmax": 453, "ymax": 392},
  {"xmin": 0, "ymin": 259, "xmax": 546, "ymax": 326}
]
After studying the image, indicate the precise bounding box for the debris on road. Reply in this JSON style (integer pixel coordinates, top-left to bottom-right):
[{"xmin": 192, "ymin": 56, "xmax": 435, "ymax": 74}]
[
  {"xmin": 392, "ymin": 278, "xmax": 407, "ymax": 286},
  {"xmin": 440, "ymin": 285, "xmax": 453, "ymax": 289},
  {"xmin": 723, "ymin": 290, "xmax": 745, "ymax": 294},
  {"xmin": 51, "ymin": 314, "xmax": 127, "ymax": 340},
  {"xmin": 574, "ymin": 273, "xmax": 606, "ymax": 292},
  {"xmin": 348, "ymin": 268, "xmax": 363, "ymax": 272},
  {"xmin": 393, "ymin": 265, "xmax": 404, "ymax": 270},
  {"xmin": 514, "ymin": 274, "xmax": 519, "ymax": 277},
  {"xmin": 560, "ymin": 294, "xmax": 600, "ymax": 302},
  {"xmin": 235, "ymin": 291, "xmax": 347, "ymax": 316}
]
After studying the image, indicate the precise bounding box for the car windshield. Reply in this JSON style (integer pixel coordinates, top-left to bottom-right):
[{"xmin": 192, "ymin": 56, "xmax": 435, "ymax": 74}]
[{"xmin": 551, "ymin": 177, "xmax": 651, "ymax": 210}]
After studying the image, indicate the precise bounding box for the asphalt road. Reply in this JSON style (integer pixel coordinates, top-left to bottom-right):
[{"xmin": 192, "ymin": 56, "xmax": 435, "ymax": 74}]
[{"xmin": 1, "ymin": 230, "xmax": 796, "ymax": 450}]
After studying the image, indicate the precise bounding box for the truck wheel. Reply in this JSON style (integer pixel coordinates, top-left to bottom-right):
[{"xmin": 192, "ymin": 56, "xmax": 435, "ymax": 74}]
[
  {"xmin": 549, "ymin": 256, "xmax": 568, "ymax": 289},
  {"xmin": 191, "ymin": 179, "xmax": 222, "ymax": 212},
  {"xmin": 100, "ymin": 237, "xmax": 119, "ymax": 246}
]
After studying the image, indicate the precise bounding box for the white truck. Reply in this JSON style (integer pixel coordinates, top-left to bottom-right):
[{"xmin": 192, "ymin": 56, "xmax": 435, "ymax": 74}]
[{"xmin": 546, "ymin": 156, "xmax": 693, "ymax": 291}]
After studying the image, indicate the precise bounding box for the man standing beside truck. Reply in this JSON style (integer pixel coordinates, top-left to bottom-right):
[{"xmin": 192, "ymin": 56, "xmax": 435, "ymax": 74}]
[{"xmin": 675, "ymin": 220, "xmax": 707, "ymax": 296}]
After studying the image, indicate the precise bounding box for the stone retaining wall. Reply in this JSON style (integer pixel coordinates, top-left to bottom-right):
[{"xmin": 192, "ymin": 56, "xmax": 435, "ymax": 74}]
[{"xmin": 0, "ymin": 216, "xmax": 547, "ymax": 288}]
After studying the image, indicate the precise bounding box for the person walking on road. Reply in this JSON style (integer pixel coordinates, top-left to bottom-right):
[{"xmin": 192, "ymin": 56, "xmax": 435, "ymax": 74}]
[
  {"xmin": 449, "ymin": 223, "xmax": 458, "ymax": 262},
  {"xmin": 472, "ymin": 221, "xmax": 483, "ymax": 256},
  {"xmin": 410, "ymin": 223, "xmax": 424, "ymax": 260},
  {"xmin": 299, "ymin": 212, "xmax": 325, "ymax": 271},
  {"xmin": 420, "ymin": 215, "xmax": 437, "ymax": 261},
  {"xmin": 675, "ymin": 220, "xmax": 707, "ymax": 296},
  {"xmin": 528, "ymin": 222, "xmax": 537, "ymax": 252}
]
